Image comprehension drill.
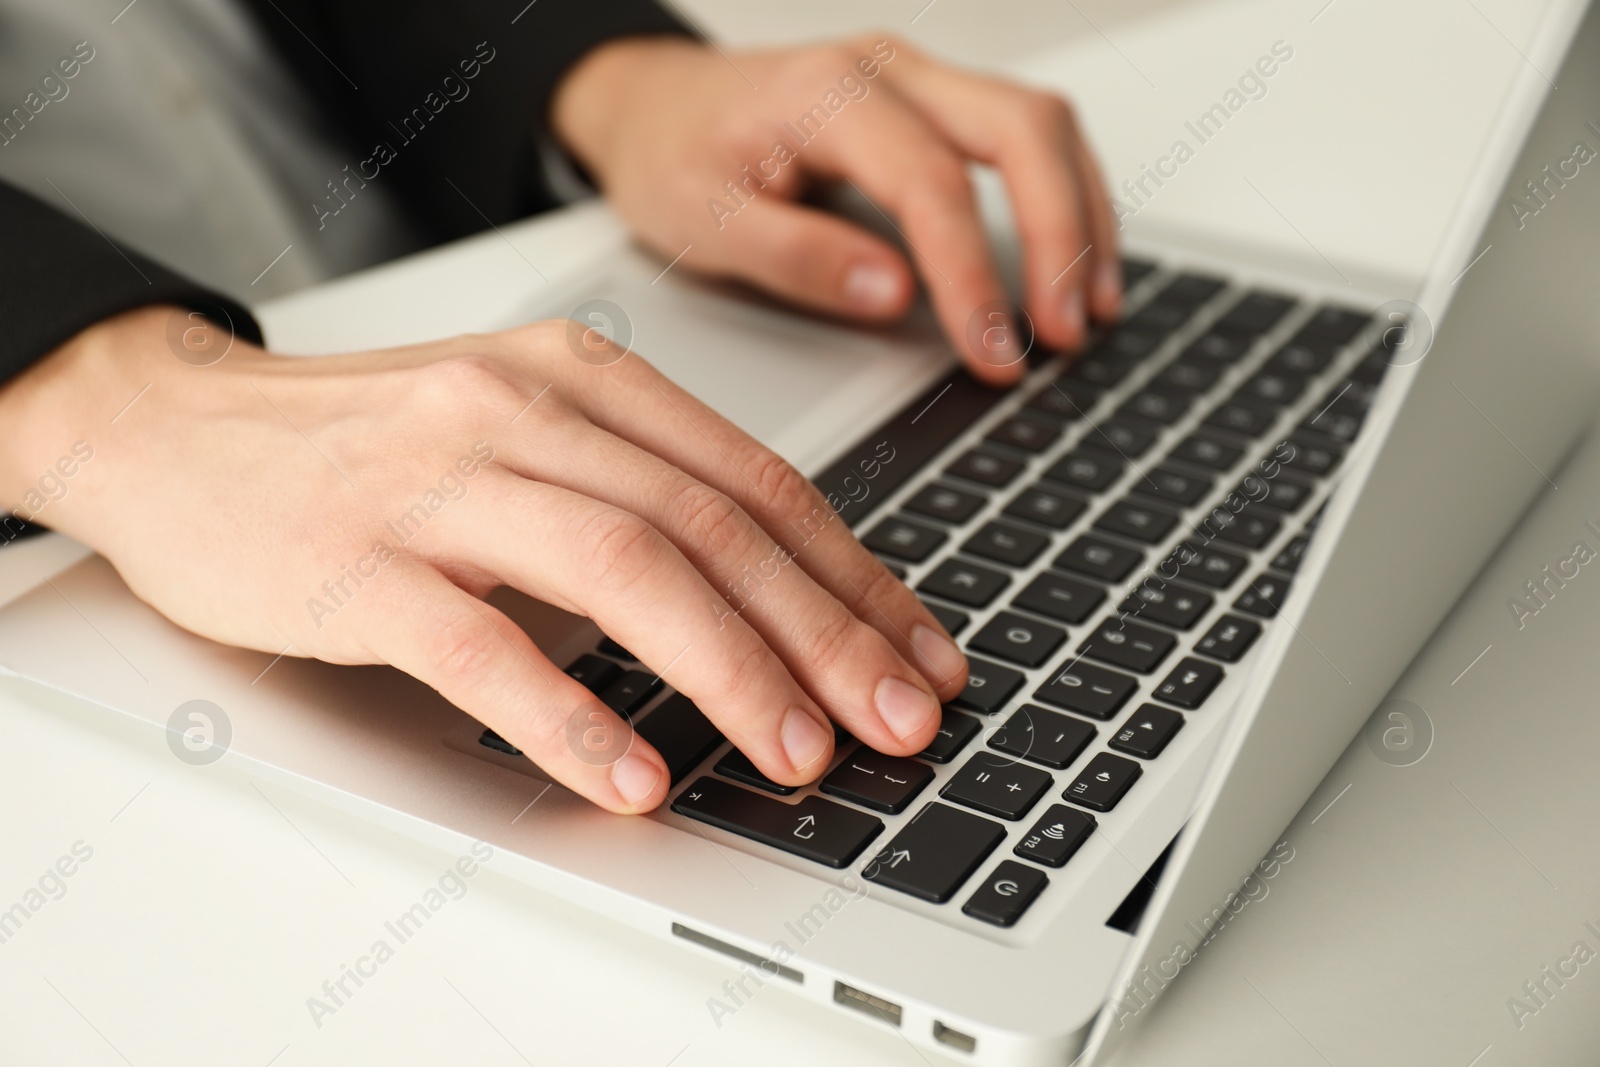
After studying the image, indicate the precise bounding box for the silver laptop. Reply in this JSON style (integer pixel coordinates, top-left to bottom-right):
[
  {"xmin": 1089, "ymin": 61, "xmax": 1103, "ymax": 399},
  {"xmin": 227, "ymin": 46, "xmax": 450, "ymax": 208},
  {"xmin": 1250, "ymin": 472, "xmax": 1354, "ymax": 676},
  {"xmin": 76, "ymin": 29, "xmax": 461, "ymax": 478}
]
[{"xmin": 2, "ymin": 2, "xmax": 1598, "ymax": 1062}]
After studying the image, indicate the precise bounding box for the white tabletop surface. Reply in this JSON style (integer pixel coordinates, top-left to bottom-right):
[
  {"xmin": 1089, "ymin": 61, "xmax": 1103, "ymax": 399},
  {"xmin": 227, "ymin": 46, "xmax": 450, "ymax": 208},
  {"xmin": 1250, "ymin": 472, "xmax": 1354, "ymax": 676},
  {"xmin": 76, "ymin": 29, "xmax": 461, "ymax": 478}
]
[{"xmin": 3, "ymin": 1, "xmax": 1592, "ymax": 1065}]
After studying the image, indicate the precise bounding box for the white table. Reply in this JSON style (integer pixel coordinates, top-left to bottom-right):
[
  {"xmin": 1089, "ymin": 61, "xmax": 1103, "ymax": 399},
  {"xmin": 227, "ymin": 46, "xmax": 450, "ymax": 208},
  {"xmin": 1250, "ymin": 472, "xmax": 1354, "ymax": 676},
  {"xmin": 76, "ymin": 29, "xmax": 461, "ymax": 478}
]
[{"xmin": 5, "ymin": 1, "xmax": 1593, "ymax": 1064}]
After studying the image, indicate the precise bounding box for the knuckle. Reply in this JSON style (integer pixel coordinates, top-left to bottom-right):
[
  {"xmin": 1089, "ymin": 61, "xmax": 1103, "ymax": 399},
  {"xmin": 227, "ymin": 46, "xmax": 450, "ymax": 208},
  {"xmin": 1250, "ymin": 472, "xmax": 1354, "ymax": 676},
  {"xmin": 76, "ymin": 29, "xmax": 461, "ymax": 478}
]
[
  {"xmin": 721, "ymin": 637, "xmax": 782, "ymax": 707},
  {"xmin": 1020, "ymin": 92, "xmax": 1071, "ymax": 138},
  {"xmin": 579, "ymin": 508, "xmax": 669, "ymax": 593},
  {"xmin": 803, "ymin": 605, "xmax": 860, "ymax": 676},
  {"xmin": 911, "ymin": 157, "xmax": 973, "ymax": 213},
  {"xmin": 674, "ymin": 484, "xmax": 753, "ymax": 562},
  {"xmin": 413, "ymin": 354, "xmax": 520, "ymax": 415},
  {"xmin": 744, "ymin": 447, "xmax": 824, "ymax": 524},
  {"xmin": 424, "ymin": 611, "xmax": 502, "ymax": 684}
]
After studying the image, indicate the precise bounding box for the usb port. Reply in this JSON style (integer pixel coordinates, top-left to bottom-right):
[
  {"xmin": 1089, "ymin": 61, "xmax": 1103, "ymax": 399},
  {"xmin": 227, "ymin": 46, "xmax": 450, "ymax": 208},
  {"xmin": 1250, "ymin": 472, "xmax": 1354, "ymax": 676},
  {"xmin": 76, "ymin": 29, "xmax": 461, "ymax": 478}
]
[{"xmin": 833, "ymin": 981, "xmax": 902, "ymax": 1027}]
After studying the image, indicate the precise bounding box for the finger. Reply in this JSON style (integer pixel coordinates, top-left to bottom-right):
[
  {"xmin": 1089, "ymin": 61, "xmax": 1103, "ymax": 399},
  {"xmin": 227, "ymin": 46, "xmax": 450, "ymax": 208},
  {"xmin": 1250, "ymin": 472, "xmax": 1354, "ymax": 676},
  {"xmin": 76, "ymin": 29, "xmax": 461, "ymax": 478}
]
[
  {"xmin": 361, "ymin": 563, "xmax": 671, "ymax": 814},
  {"xmin": 876, "ymin": 48, "xmax": 1122, "ymax": 345},
  {"xmin": 499, "ymin": 415, "xmax": 947, "ymax": 755},
  {"xmin": 555, "ymin": 352, "xmax": 969, "ymax": 708},
  {"xmin": 690, "ymin": 197, "xmax": 917, "ymax": 323},
  {"xmin": 786, "ymin": 77, "xmax": 1023, "ymax": 384},
  {"xmin": 440, "ymin": 471, "xmax": 841, "ymax": 787}
]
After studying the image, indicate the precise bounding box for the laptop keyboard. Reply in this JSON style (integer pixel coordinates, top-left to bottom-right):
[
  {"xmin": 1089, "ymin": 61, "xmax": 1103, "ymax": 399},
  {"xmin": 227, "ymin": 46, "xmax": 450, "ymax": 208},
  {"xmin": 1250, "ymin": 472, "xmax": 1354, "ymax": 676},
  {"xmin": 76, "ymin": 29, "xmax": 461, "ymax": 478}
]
[{"xmin": 477, "ymin": 255, "xmax": 1390, "ymax": 929}]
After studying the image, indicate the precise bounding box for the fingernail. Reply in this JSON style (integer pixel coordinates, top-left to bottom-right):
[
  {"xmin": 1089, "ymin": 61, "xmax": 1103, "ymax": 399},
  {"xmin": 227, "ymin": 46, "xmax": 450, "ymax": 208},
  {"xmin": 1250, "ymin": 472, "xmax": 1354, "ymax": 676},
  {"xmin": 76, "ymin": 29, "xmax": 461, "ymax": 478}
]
[
  {"xmin": 611, "ymin": 753, "xmax": 661, "ymax": 808},
  {"xmin": 911, "ymin": 623, "xmax": 967, "ymax": 687},
  {"xmin": 1094, "ymin": 261, "xmax": 1122, "ymax": 311},
  {"xmin": 875, "ymin": 676, "xmax": 938, "ymax": 742},
  {"xmin": 1062, "ymin": 288, "xmax": 1086, "ymax": 340},
  {"xmin": 781, "ymin": 706, "xmax": 832, "ymax": 773},
  {"xmin": 844, "ymin": 263, "xmax": 901, "ymax": 313}
]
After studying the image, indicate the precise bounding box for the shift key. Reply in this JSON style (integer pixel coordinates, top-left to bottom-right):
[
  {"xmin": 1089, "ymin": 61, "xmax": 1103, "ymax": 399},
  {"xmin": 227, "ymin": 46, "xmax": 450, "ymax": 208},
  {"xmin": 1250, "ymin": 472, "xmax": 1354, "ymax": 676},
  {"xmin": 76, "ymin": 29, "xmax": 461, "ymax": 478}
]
[{"xmin": 672, "ymin": 777, "xmax": 883, "ymax": 868}]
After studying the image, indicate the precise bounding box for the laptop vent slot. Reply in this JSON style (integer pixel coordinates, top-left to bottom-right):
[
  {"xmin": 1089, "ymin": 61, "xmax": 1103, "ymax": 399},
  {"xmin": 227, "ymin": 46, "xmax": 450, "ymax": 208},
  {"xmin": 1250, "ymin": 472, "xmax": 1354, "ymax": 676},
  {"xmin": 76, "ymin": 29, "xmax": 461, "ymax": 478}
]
[{"xmin": 670, "ymin": 923, "xmax": 802, "ymax": 983}]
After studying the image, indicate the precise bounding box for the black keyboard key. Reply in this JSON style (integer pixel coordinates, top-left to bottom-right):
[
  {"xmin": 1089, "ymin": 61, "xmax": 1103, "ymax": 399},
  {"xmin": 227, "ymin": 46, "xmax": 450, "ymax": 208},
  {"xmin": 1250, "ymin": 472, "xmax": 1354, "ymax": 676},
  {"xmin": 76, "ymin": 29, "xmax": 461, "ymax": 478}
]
[
  {"xmin": 1003, "ymin": 485, "xmax": 1086, "ymax": 530},
  {"xmin": 1121, "ymin": 257, "xmax": 1157, "ymax": 289},
  {"xmin": 1156, "ymin": 272, "xmax": 1226, "ymax": 307},
  {"xmin": 1235, "ymin": 573, "xmax": 1293, "ymax": 618},
  {"xmin": 1239, "ymin": 472, "xmax": 1314, "ymax": 514},
  {"xmin": 1078, "ymin": 618, "xmax": 1177, "ymax": 673},
  {"xmin": 1110, "ymin": 704, "xmax": 1185, "ymax": 759},
  {"xmin": 1091, "ymin": 325, "xmax": 1164, "ymax": 361},
  {"xmin": 1044, "ymin": 447, "xmax": 1124, "ymax": 493},
  {"xmin": 988, "ymin": 704, "xmax": 1096, "ymax": 769},
  {"xmin": 1063, "ymin": 753, "xmax": 1143, "ymax": 812},
  {"xmin": 879, "ymin": 558, "xmax": 907, "ymax": 579},
  {"xmin": 1026, "ymin": 377, "xmax": 1102, "ymax": 422},
  {"xmin": 1013, "ymin": 571, "xmax": 1106, "ymax": 624},
  {"xmin": 1066, "ymin": 350, "xmax": 1141, "ymax": 389},
  {"xmin": 1278, "ymin": 435, "xmax": 1344, "ymax": 477},
  {"xmin": 946, "ymin": 449, "xmax": 1024, "ymax": 488},
  {"xmin": 674, "ymin": 778, "xmax": 882, "ymax": 868},
  {"xmin": 1299, "ymin": 305, "xmax": 1370, "ymax": 343},
  {"xmin": 1181, "ymin": 331, "xmax": 1250, "ymax": 364},
  {"xmin": 1130, "ymin": 465, "xmax": 1213, "ymax": 507},
  {"xmin": 1033, "ymin": 659, "xmax": 1138, "ymax": 720},
  {"xmin": 1200, "ymin": 503, "xmax": 1281, "ymax": 549},
  {"xmin": 1014, "ymin": 805, "xmax": 1096, "ymax": 868},
  {"xmin": 920, "ymin": 599, "xmax": 972, "ymax": 638},
  {"xmin": 820, "ymin": 747, "xmax": 934, "ymax": 814},
  {"xmin": 1348, "ymin": 344, "xmax": 1393, "ymax": 386},
  {"xmin": 1168, "ymin": 432, "xmax": 1244, "ymax": 472},
  {"xmin": 1173, "ymin": 543, "xmax": 1250, "ymax": 588},
  {"xmin": 1154, "ymin": 357, "xmax": 1221, "ymax": 394},
  {"xmin": 1094, "ymin": 500, "xmax": 1180, "ymax": 544},
  {"xmin": 863, "ymin": 802, "xmax": 1005, "ymax": 902},
  {"xmin": 1119, "ymin": 581, "xmax": 1213, "ymax": 630},
  {"xmin": 479, "ymin": 728, "xmax": 521, "ymax": 756},
  {"xmin": 598, "ymin": 670, "xmax": 662, "ymax": 718},
  {"xmin": 942, "ymin": 751, "xmax": 1054, "ymax": 820},
  {"xmin": 968, "ymin": 611, "xmax": 1067, "ymax": 668},
  {"xmin": 951, "ymin": 656, "xmax": 1025, "ymax": 715},
  {"xmin": 715, "ymin": 748, "xmax": 797, "ymax": 795},
  {"xmin": 986, "ymin": 415, "xmax": 1062, "ymax": 454},
  {"xmin": 918, "ymin": 708, "xmax": 982, "ymax": 763},
  {"xmin": 963, "ymin": 521, "xmax": 1050, "ymax": 568},
  {"xmin": 1205, "ymin": 395, "xmax": 1279, "ymax": 439},
  {"xmin": 635, "ymin": 693, "xmax": 725, "ymax": 786},
  {"xmin": 1153, "ymin": 658, "xmax": 1225, "ymax": 709},
  {"xmin": 1301, "ymin": 400, "xmax": 1364, "ymax": 444},
  {"xmin": 1055, "ymin": 535, "xmax": 1142, "ymax": 582},
  {"xmin": 596, "ymin": 636, "xmax": 636, "ymax": 661},
  {"xmin": 1213, "ymin": 290, "xmax": 1295, "ymax": 336},
  {"xmin": 1195, "ymin": 615, "xmax": 1261, "ymax": 662},
  {"xmin": 1125, "ymin": 299, "xmax": 1192, "ymax": 335},
  {"xmin": 1119, "ymin": 388, "xmax": 1192, "ymax": 427},
  {"xmin": 1239, "ymin": 368, "xmax": 1308, "ymax": 406},
  {"xmin": 1088, "ymin": 417, "xmax": 1158, "ymax": 459},
  {"xmin": 1265, "ymin": 339, "xmax": 1333, "ymax": 376},
  {"xmin": 963, "ymin": 860, "xmax": 1049, "ymax": 927},
  {"xmin": 904, "ymin": 483, "xmax": 987, "ymax": 524},
  {"xmin": 1272, "ymin": 535, "xmax": 1311, "ymax": 574},
  {"xmin": 565, "ymin": 653, "xmax": 622, "ymax": 693},
  {"xmin": 862, "ymin": 515, "xmax": 947, "ymax": 562},
  {"xmin": 918, "ymin": 558, "xmax": 1011, "ymax": 607}
]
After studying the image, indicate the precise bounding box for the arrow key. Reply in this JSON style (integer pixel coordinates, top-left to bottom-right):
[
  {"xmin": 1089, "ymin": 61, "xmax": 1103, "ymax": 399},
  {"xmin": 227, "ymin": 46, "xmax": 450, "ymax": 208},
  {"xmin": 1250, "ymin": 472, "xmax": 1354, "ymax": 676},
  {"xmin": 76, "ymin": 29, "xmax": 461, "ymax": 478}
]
[
  {"xmin": 963, "ymin": 860, "xmax": 1050, "ymax": 927},
  {"xmin": 863, "ymin": 802, "xmax": 1006, "ymax": 902},
  {"xmin": 1109, "ymin": 704, "xmax": 1185, "ymax": 759}
]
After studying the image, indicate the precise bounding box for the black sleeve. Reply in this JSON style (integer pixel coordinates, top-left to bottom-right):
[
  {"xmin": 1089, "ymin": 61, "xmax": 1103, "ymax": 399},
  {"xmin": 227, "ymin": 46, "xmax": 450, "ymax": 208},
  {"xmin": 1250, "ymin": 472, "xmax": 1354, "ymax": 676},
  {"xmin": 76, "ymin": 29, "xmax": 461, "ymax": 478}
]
[
  {"xmin": 0, "ymin": 181, "xmax": 262, "ymax": 386},
  {"xmin": 238, "ymin": 0, "xmax": 697, "ymax": 244}
]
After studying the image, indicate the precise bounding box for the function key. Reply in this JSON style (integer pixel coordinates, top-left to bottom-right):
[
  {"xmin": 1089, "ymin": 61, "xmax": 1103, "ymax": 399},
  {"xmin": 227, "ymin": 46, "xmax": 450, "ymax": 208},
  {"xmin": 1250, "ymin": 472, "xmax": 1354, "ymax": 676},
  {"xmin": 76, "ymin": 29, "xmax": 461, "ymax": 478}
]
[
  {"xmin": 963, "ymin": 521, "xmax": 1050, "ymax": 568},
  {"xmin": 1154, "ymin": 357, "xmax": 1221, "ymax": 394},
  {"xmin": 1044, "ymin": 447, "xmax": 1125, "ymax": 493},
  {"xmin": 941, "ymin": 751, "xmax": 1055, "ymax": 820},
  {"xmin": 1014, "ymin": 804, "xmax": 1097, "ymax": 868},
  {"xmin": 1167, "ymin": 432, "xmax": 1244, "ymax": 472},
  {"xmin": 1054, "ymin": 535, "xmax": 1143, "ymax": 582},
  {"xmin": 1013, "ymin": 571, "xmax": 1106, "ymax": 624},
  {"xmin": 950, "ymin": 656, "xmax": 1025, "ymax": 715},
  {"xmin": 968, "ymin": 611, "xmax": 1067, "ymax": 668},
  {"xmin": 635, "ymin": 693, "xmax": 725, "ymax": 786},
  {"xmin": 1303, "ymin": 393, "xmax": 1367, "ymax": 443},
  {"xmin": 1239, "ymin": 472, "xmax": 1314, "ymax": 514},
  {"xmin": 1087, "ymin": 417, "xmax": 1159, "ymax": 459},
  {"xmin": 1152, "ymin": 658, "xmax": 1225, "ymax": 709},
  {"xmin": 1033, "ymin": 659, "xmax": 1139, "ymax": 720},
  {"xmin": 920, "ymin": 599, "xmax": 972, "ymax": 638},
  {"xmin": 1026, "ymin": 378, "xmax": 1101, "ymax": 422},
  {"xmin": 988, "ymin": 704, "xmax": 1096, "ymax": 769},
  {"xmin": 1156, "ymin": 272, "xmax": 1227, "ymax": 307},
  {"xmin": 904, "ymin": 483, "xmax": 987, "ymax": 525},
  {"xmin": 1094, "ymin": 499, "xmax": 1180, "ymax": 544},
  {"xmin": 1200, "ymin": 506, "xmax": 1281, "ymax": 550},
  {"xmin": 918, "ymin": 708, "xmax": 982, "ymax": 763},
  {"xmin": 1205, "ymin": 395, "xmax": 1279, "ymax": 439},
  {"xmin": 1181, "ymin": 331, "xmax": 1251, "ymax": 364},
  {"xmin": 1348, "ymin": 344, "xmax": 1393, "ymax": 386},
  {"xmin": 1118, "ymin": 581, "xmax": 1213, "ymax": 630},
  {"xmin": 1298, "ymin": 306, "xmax": 1371, "ymax": 343},
  {"xmin": 1003, "ymin": 485, "xmax": 1087, "ymax": 530},
  {"xmin": 918, "ymin": 558, "xmax": 1011, "ymax": 607},
  {"xmin": 1271, "ymin": 535, "xmax": 1311, "ymax": 574},
  {"xmin": 598, "ymin": 670, "xmax": 663, "ymax": 717},
  {"xmin": 565, "ymin": 653, "xmax": 622, "ymax": 693},
  {"xmin": 963, "ymin": 860, "xmax": 1050, "ymax": 927},
  {"xmin": 1194, "ymin": 614, "xmax": 1261, "ymax": 662},
  {"xmin": 986, "ymin": 415, "xmax": 1062, "ymax": 455},
  {"xmin": 1110, "ymin": 704, "xmax": 1186, "ymax": 759},
  {"xmin": 864, "ymin": 803, "xmax": 1005, "ymax": 902},
  {"xmin": 1077, "ymin": 618, "xmax": 1177, "ymax": 674},
  {"xmin": 862, "ymin": 515, "xmax": 947, "ymax": 562},
  {"xmin": 1276, "ymin": 435, "xmax": 1343, "ymax": 477},
  {"xmin": 946, "ymin": 448, "xmax": 1025, "ymax": 488},
  {"xmin": 1234, "ymin": 573, "xmax": 1293, "ymax": 618},
  {"xmin": 1063, "ymin": 753, "xmax": 1143, "ymax": 812},
  {"xmin": 715, "ymin": 748, "xmax": 797, "ymax": 795},
  {"xmin": 1119, "ymin": 389, "xmax": 1192, "ymax": 427},
  {"xmin": 820, "ymin": 747, "xmax": 935, "ymax": 814},
  {"xmin": 1213, "ymin": 290, "xmax": 1295, "ymax": 336},
  {"xmin": 674, "ymin": 778, "xmax": 883, "ymax": 869},
  {"xmin": 1172, "ymin": 542, "xmax": 1249, "ymax": 588},
  {"xmin": 1129, "ymin": 465, "xmax": 1213, "ymax": 508}
]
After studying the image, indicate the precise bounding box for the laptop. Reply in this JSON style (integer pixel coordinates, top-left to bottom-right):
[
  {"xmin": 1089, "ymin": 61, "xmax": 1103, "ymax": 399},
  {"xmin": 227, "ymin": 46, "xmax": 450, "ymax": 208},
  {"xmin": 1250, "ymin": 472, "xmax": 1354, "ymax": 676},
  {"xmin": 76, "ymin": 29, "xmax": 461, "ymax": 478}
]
[{"xmin": 2, "ymin": 2, "xmax": 1597, "ymax": 1062}]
